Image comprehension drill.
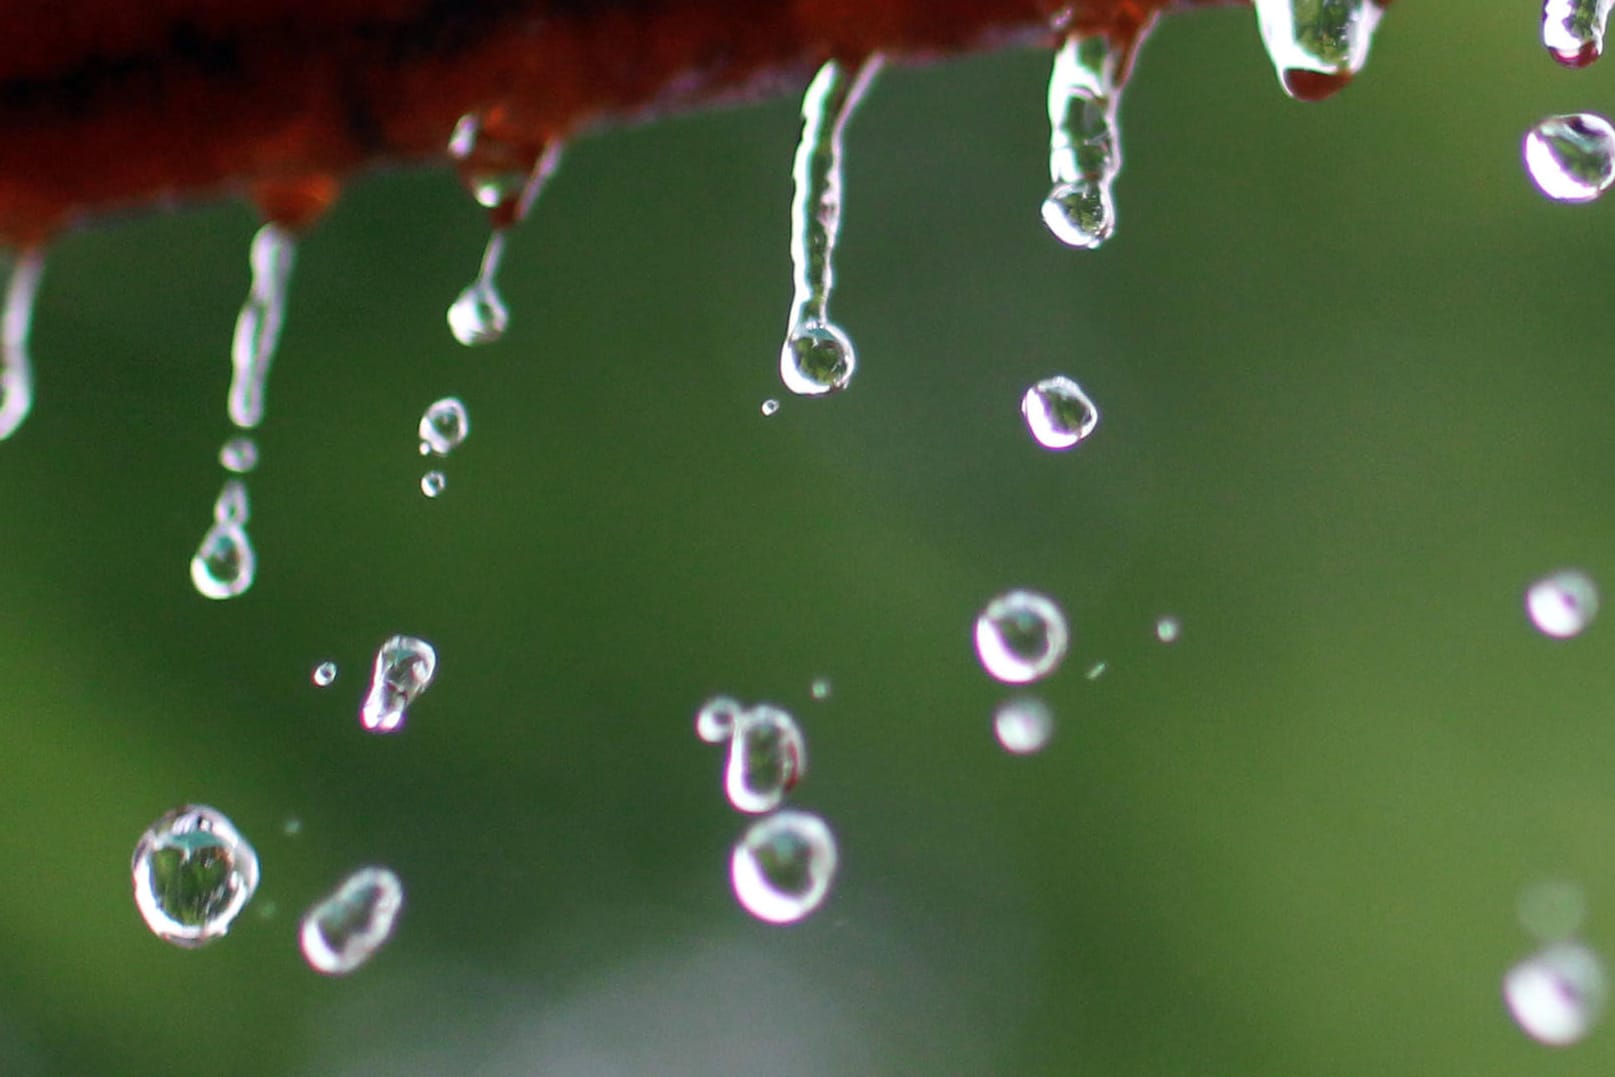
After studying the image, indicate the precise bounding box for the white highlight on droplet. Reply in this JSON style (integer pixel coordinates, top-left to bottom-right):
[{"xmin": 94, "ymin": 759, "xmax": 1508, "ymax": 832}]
[
  {"xmin": 1526, "ymin": 570, "xmax": 1599, "ymax": 638},
  {"xmin": 1504, "ymin": 941, "xmax": 1608, "ymax": 1047}
]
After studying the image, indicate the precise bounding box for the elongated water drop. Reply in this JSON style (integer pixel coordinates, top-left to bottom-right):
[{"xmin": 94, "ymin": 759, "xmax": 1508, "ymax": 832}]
[
  {"xmin": 1042, "ymin": 31, "xmax": 1138, "ymax": 249},
  {"xmin": 312, "ymin": 660, "xmax": 338, "ymax": 687},
  {"xmin": 229, "ymin": 223, "xmax": 296, "ymax": 429},
  {"xmin": 191, "ymin": 480, "xmax": 256, "ymax": 599},
  {"xmin": 1526, "ymin": 569, "xmax": 1599, "ymax": 638},
  {"xmin": 419, "ymin": 397, "xmax": 470, "ymax": 456},
  {"xmin": 1505, "ymin": 941, "xmax": 1608, "ymax": 1046},
  {"xmin": 1544, "ymin": 0, "xmax": 1615, "ymax": 66},
  {"xmin": 300, "ymin": 866, "xmax": 404, "ymax": 975},
  {"xmin": 131, "ymin": 805, "xmax": 260, "ymax": 948},
  {"xmin": 975, "ymin": 589, "xmax": 1070, "ymax": 684},
  {"xmin": 1525, "ymin": 115, "xmax": 1615, "ymax": 202},
  {"xmin": 0, "ymin": 248, "xmax": 43, "ymax": 441},
  {"xmin": 1022, "ymin": 375, "xmax": 1099, "ymax": 449},
  {"xmin": 219, "ymin": 436, "xmax": 258, "ymax": 473},
  {"xmin": 1253, "ymin": 0, "xmax": 1384, "ymax": 101},
  {"xmin": 731, "ymin": 810, "xmax": 838, "ymax": 924},
  {"xmin": 360, "ymin": 635, "xmax": 437, "ymax": 733},
  {"xmin": 993, "ymin": 697, "xmax": 1054, "ymax": 755},
  {"xmin": 723, "ymin": 704, "xmax": 807, "ymax": 814},
  {"xmin": 779, "ymin": 56, "xmax": 882, "ymax": 396}
]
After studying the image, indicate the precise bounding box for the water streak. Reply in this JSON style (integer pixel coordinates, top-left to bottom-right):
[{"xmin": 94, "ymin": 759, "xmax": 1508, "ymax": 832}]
[
  {"xmin": 0, "ymin": 249, "xmax": 44, "ymax": 441},
  {"xmin": 229, "ymin": 223, "xmax": 297, "ymax": 429}
]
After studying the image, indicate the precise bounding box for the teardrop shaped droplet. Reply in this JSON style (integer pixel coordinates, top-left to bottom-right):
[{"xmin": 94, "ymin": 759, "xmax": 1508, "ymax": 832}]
[
  {"xmin": 219, "ymin": 436, "xmax": 259, "ymax": 474},
  {"xmin": 360, "ymin": 635, "xmax": 438, "ymax": 733},
  {"xmin": 993, "ymin": 697, "xmax": 1054, "ymax": 755},
  {"xmin": 1504, "ymin": 941, "xmax": 1608, "ymax": 1046},
  {"xmin": 1041, "ymin": 180, "xmax": 1116, "ymax": 250},
  {"xmin": 731, "ymin": 809, "xmax": 838, "ymax": 924},
  {"xmin": 1524, "ymin": 114, "xmax": 1615, "ymax": 202},
  {"xmin": 1253, "ymin": 0, "xmax": 1384, "ymax": 101},
  {"xmin": 447, "ymin": 274, "xmax": 509, "ymax": 347},
  {"xmin": 974, "ymin": 589, "xmax": 1070, "ymax": 684},
  {"xmin": 419, "ymin": 397, "xmax": 470, "ymax": 456},
  {"xmin": 300, "ymin": 866, "xmax": 405, "ymax": 975},
  {"xmin": 1526, "ymin": 569, "xmax": 1600, "ymax": 638},
  {"xmin": 191, "ymin": 521, "xmax": 256, "ymax": 600},
  {"xmin": 131, "ymin": 804, "xmax": 260, "ymax": 948},
  {"xmin": 779, "ymin": 322, "xmax": 856, "ymax": 396},
  {"xmin": 1544, "ymin": 0, "xmax": 1615, "ymax": 66},
  {"xmin": 0, "ymin": 248, "xmax": 44, "ymax": 442},
  {"xmin": 229, "ymin": 222, "xmax": 297, "ymax": 429},
  {"xmin": 1021, "ymin": 375, "xmax": 1099, "ymax": 449},
  {"xmin": 213, "ymin": 478, "xmax": 250, "ymax": 526},
  {"xmin": 311, "ymin": 660, "xmax": 338, "ymax": 687},
  {"xmin": 723, "ymin": 704, "xmax": 807, "ymax": 814},
  {"xmin": 695, "ymin": 695, "xmax": 744, "ymax": 743},
  {"xmin": 1042, "ymin": 31, "xmax": 1137, "ymax": 248}
]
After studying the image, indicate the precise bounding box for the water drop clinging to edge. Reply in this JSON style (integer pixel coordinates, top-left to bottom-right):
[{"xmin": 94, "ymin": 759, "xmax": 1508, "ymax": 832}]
[
  {"xmin": 1252, "ymin": 0, "xmax": 1384, "ymax": 102},
  {"xmin": 300, "ymin": 866, "xmax": 405, "ymax": 975},
  {"xmin": 0, "ymin": 248, "xmax": 43, "ymax": 442},
  {"xmin": 1022, "ymin": 376, "xmax": 1099, "ymax": 449},
  {"xmin": 1543, "ymin": 0, "xmax": 1615, "ymax": 67},
  {"xmin": 779, "ymin": 56, "xmax": 882, "ymax": 397},
  {"xmin": 360, "ymin": 635, "xmax": 438, "ymax": 733},
  {"xmin": 131, "ymin": 804, "xmax": 260, "ymax": 948},
  {"xmin": 229, "ymin": 222, "xmax": 296, "ymax": 429},
  {"xmin": 419, "ymin": 397, "xmax": 470, "ymax": 456},
  {"xmin": 994, "ymin": 697, "xmax": 1054, "ymax": 755},
  {"xmin": 974, "ymin": 589, "xmax": 1071, "ymax": 684},
  {"xmin": 731, "ymin": 809, "xmax": 838, "ymax": 924},
  {"xmin": 1524, "ymin": 114, "xmax": 1615, "ymax": 203},
  {"xmin": 1042, "ymin": 30, "xmax": 1138, "ymax": 249},
  {"xmin": 1504, "ymin": 941, "xmax": 1609, "ymax": 1046},
  {"xmin": 1526, "ymin": 569, "xmax": 1599, "ymax": 638}
]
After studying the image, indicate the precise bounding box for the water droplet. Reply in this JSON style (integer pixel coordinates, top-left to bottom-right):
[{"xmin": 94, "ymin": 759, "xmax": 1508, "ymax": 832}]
[
  {"xmin": 810, "ymin": 677, "xmax": 831, "ymax": 701},
  {"xmin": 213, "ymin": 478, "xmax": 249, "ymax": 526},
  {"xmin": 1043, "ymin": 32, "xmax": 1133, "ymax": 248},
  {"xmin": 311, "ymin": 660, "xmax": 338, "ymax": 687},
  {"xmin": 447, "ymin": 269, "xmax": 509, "ymax": 347},
  {"xmin": 229, "ymin": 222, "xmax": 296, "ymax": 429},
  {"xmin": 1505, "ymin": 941, "xmax": 1608, "ymax": 1046},
  {"xmin": 1544, "ymin": 0, "xmax": 1614, "ymax": 67},
  {"xmin": 723, "ymin": 704, "xmax": 807, "ymax": 814},
  {"xmin": 219, "ymin": 436, "xmax": 258, "ymax": 473},
  {"xmin": 1524, "ymin": 114, "xmax": 1615, "ymax": 202},
  {"xmin": 695, "ymin": 695, "xmax": 744, "ymax": 743},
  {"xmin": 993, "ymin": 697, "xmax": 1054, "ymax": 754},
  {"xmin": 447, "ymin": 113, "xmax": 479, "ymax": 159},
  {"xmin": 300, "ymin": 866, "xmax": 405, "ymax": 976},
  {"xmin": 420, "ymin": 470, "xmax": 447, "ymax": 498},
  {"xmin": 1155, "ymin": 615, "xmax": 1181, "ymax": 643},
  {"xmin": 1253, "ymin": 0, "xmax": 1384, "ymax": 101},
  {"xmin": 731, "ymin": 809, "xmax": 838, "ymax": 924},
  {"xmin": 780, "ymin": 57, "xmax": 882, "ymax": 396},
  {"xmin": 1527, "ymin": 570, "xmax": 1599, "ymax": 638},
  {"xmin": 1021, "ymin": 375, "xmax": 1099, "ymax": 449},
  {"xmin": 190, "ymin": 507, "xmax": 256, "ymax": 601},
  {"xmin": 1520, "ymin": 879, "xmax": 1588, "ymax": 943},
  {"xmin": 131, "ymin": 804, "xmax": 260, "ymax": 948},
  {"xmin": 360, "ymin": 635, "xmax": 437, "ymax": 733},
  {"xmin": 760, "ymin": 398, "xmax": 780, "ymax": 416},
  {"xmin": 1085, "ymin": 660, "xmax": 1108, "ymax": 681},
  {"xmin": 419, "ymin": 396, "xmax": 470, "ymax": 456},
  {"xmin": 974, "ymin": 589, "xmax": 1070, "ymax": 684},
  {"xmin": 0, "ymin": 248, "xmax": 44, "ymax": 442}
]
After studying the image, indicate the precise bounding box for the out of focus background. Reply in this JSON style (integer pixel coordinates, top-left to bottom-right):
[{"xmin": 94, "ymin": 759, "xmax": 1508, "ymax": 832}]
[{"xmin": 1, "ymin": 3, "xmax": 1613, "ymax": 1074}]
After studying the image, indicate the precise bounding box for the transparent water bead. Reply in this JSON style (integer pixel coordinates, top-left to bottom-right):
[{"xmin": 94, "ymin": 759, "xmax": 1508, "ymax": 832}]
[
  {"xmin": 300, "ymin": 866, "xmax": 405, "ymax": 975},
  {"xmin": 1519, "ymin": 879, "xmax": 1588, "ymax": 943},
  {"xmin": 723, "ymin": 704, "xmax": 807, "ymax": 814},
  {"xmin": 993, "ymin": 697, "xmax": 1054, "ymax": 755},
  {"xmin": 229, "ymin": 222, "xmax": 296, "ymax": 429},
  {"xmin": 420, "ymin": 470, "xmax": 447, "ymax": 498},
  {"xmin": 1252, "ymin": 0, "xmax": 1384, "ymax": 101},
  {"xmin": 419, "ymin": 397, "xmax": 470, "ymax": 456},
  {"xmin": 760, "ymin": 398, "xmax": 780, "ymax": 417},
  {"xmin": 219, "ymin": 436, "xmax": 259, "ymax": 474},
  {"xmin": 974, "ymin": 589, "xmax": 1070, "ymax": 684},
  {"xmin": 213, "ymin": 479, "xmax": 249, "ymax": 526},
  {"xmin": 731, "ymin": 810, "xmax": 838, "ymax": 924},
  {"xmin": 1544, "ymin": 0, "xmax": 1615, "ymax": 67},
  {"xmin": 311, "ymin": 660, "xmax": 338, "ymax": 687},
  {"xmin": 1042, "ymin": 32, "xmax": 1132, "ymax": 249},
  {"xmin": 131, "ymin": 805, "xmax": 260, "ymax": 948},
  {"xmin": 1526, "ymin": 570, "xmax": 1600, "ymax": 638},
  {"xmin": 1022, "ymin": 376, "xmax": 1099, "ymax": 449},
  {"xmin": 1504, "ymin": 941, "xmax": 1608, "ymax": 1046},
  {"xmin": 1155, "ymin": 615, "xmax": 1182, "ymax": 643},
  {"xmin": 1524, "ymin": 114, "xmax": 1615, "ymax": 203},
  {"xmin": 360, "ymin": 635, "xmax": 438, "ymax": 733},
  {"xmin": 447, "ymin": 260, "xmax": 510, "ymax": 347},
  {"xmin": 695, "ymin": 696, "xmax": 744, "ymax": 743},
  {"xmin": 779, "ymin": 56, "xmax": 882, "ymax": 397},
  {"xmin": 0, "ymin": 248, "xmax": 44, "ymax": 442}
]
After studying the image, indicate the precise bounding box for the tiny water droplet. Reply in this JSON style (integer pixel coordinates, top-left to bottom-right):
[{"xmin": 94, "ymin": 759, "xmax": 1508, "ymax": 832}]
[
  {"xmin": 993, "ymin": 697, "xmax": 1054, "ymax": 755},
  {"xmin": 975, "ymin": 589, "xmax": 1070, "ymax": 684},
  {"xmin": 1524, "ymin": 114, "xmax": 1615, "ymax": 202},
  {"xmin": 219, "ymin": 436, "xmax": 259, "ymax": 474},
  {"xmin": 300, "ymin": 866, "xmax": 405, "ymax": 976},
  {"xmin": 1155, "ymin": 615, "xmax": 1181, "ymax": 643},
  {"xmin": 1527, "ymin": 570, "xmax": 1599, "ymax": 638},
  {"xmin": 1505, "ymin": 941, "xmax": 1608, "ymax": 1046},
  {"xmin": 731, "ymin": 809, "xmax": 838, "ymax": 924},
  {"xmin": 282, "ymin": 817, "xmax": 303, "ymax": 837},
  {"xmin": 419, "ymin": 396, "xmax": 470, "ymax": 456},
  {"xmin": 360, "ymin": 635, "xmax": 437, "ymax": 733},
  {"xmin": 447, "ymin": 275, "xmax": 509, "ymax": 347},
  {"xmin": 810, "ymin": 677, "xmax": 831, "ymax": 701},
  {"xmin": 1022, "ymin": 376, "xmax": 1099, "ymax": 449},
  {"xmin": 696, "ymin": 696, "xmax": 744, "ymax": 743},
  {"xmin": 1253, "ymin": 0, "xmax": 1384, "ymax": 101},
  {"xmin": 1543, "ymin": 0, "xmax": 1614, "ymax": 67},
  {"xmin": 722, "ymin": 704, "xmax": 807, "ymax": 814},
  {"xmin": 1043, "ymin": 32, "xmax": 1133, "ymax": 248},
  {"xmin": 448, "ymin": 113, "xmax": 479, "ymax": 159},
  {"xmin": 191, "ymin": 521, "xmax": 256, "ymax": 600},
  {"xmin": 256, "ymin": 900, "xmax": 278, "ymax": 920},
  {"xmin": 0, "ymin": 248, "xmax": 44, "ymax": 442},
  {"xmin": 420, "ymin": 470, "xmax": 447, "ymax": 498},
  {"xmin": 761, "ymin": 398, "xmax": 780, "ymax": 416},
  {"xmin": 1085, "ymin": 660, "xmax": 1108, "ymax": 681},
  {"xmin": 131, "ymin": 805, "xmax": 260, "ymax": 948},
  {"xmin": 229, "ymin": 223, "xmax": 297, "ymax": 429},
  {"xmin": 780, "ymin": 322, "xmax": 856, "ymax": 396},
  {"xmin": 1519, "ymin": 880, "xmax": 1588, "ymax": 943},
  {"xmin": 312, "ymin": 661, "xmax": 338, "ymax": 687}
]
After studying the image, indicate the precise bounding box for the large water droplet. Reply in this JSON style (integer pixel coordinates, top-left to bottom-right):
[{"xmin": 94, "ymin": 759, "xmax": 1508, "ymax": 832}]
[
  {"xmin": 695, "ymin": 696, "xmax": 744, "ymax": 744},
  {"xmin": 1253, "ymin": 0, "xmax": 1384, "ymax": 101},
  {"xmin": 1519, "ymin": 879, "xmax": 1588, "ymax": 943},
  {"xmin": 360, "ymin": 635, "xmax": 438, "ymax": 733},
  {"xmin": 1504, "ymin": 942, "xmax": 1608, "ymax": 1046},
  {"xmin": 131, "ymin": 805, "xmax": 260, "ymax": 948},
  {"xmin": 229, "ymin": 223, "xmax": 296, "ymax": 429},
  {"xmin": 0, "ymin": 248, "xmax": 44, "ymax": 442},
  {"xmin": 300, "ymin": 866, "xmax": 405, "ymax": 975},
  {"xmin": 1524, "ymin": 114, "xmax": 1615, "ymax": 202},
  {"xmin": 723, "ymin": 704, "xmax": 807, "ymax": 814},
  {"xmin": 780, "ymin": 322, "xmax": 856, "ymax": 396},
  {"xmin": 731, "ymin": 810, "xmax": 838, "ymax": 924},
  {"xmin": 974, "ymin": 589, "xmax": 1070, "ymax": 684},
  {"xmin": 312, "ymin": 660, "xmax": 338, "ymax": 687},
  {"xmin": 1526, "ymin": 569, "xmax": 1599, "ymax": 638},
  {"xmin": 1544, "ymin": 0, "xmax": 1615, "ymax": 66},
  {"xmin": 419, "ymin": 397, "xmax": 470, "ymax": 456},
  {"xmin": 191, "ymin": 519, "xmax": 256, "ymax": 600},
  {"xmin": 1043, "ymin": 32, "xmax": 1134, "ymax": 248},
  {"xmin": 993, "ymin": 697, "xmax": 1054, "ymax": 755},
  {"xmin": 1022, "ymin": 375, "xmax": 1099, "ymax": 449},
  {"xmin": 1041, "ymin": 180, "xmax": 1115, "ymax": 250},
  {"xmin": 219, "ymin": 436, "xmax": 259, "ymax": 474}
]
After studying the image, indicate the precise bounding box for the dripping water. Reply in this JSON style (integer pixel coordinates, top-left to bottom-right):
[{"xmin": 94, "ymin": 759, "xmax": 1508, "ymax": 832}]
[
  {"xmin": 229, "ymin": 223, "xmax": 296, "ymax": 430},
  {"xmin": 1042, "ymin": 32, "xmax": 1136, "ymax": 249},
  {"xmin": 1252, "ymin": 0, "xmax": 1384, "ymax": 101},
  {"xmin": 0, "ymin": 248, "xmax": 44, "ymax": 441},
  {"xmin": 1543, "ymin": 0, "xmax": 1615, "ymax": 67}
]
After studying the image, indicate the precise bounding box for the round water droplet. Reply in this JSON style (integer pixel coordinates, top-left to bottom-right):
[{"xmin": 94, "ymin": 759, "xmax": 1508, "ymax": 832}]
[
  {"xmin": 1041, "ymin": 180, "xmax": 1115, "ymax": 249},
  {"xmin": 219, "ymin": 436, "xmax": 259, "ymax": 474},
  {"xmin": 131, "ymin": 805, "xmax": 260, "ymax": 948},
  {"xmin": 420, "ymin": 471, "xmax": 447, "ymax": 498},
  {"xmin": 695, "ymin": 696, "xmax": 743, "ymax": 743},
  {"xmin": 300, "ymin": 866, "xmax": 405, "ymax": 976},
  {"xmin": 1504, "ymin": 941, "xmax": 1608, "ymax": 1046},
  {"xmin": 1155, "ymin": 615, "xmax": 1181, "ymax": 643},
  {"xmin": 1519, "ymin": 879, "xmax": 1588, "ymax": 943},
  {"xmin": 1527, "ymin": 570, "xmax": 1599, "ymax": 638},
  {"xmin": 418, "ymin": 397, "xmax": 470, "ymax": 456},
  {"xmin": 1021, "ymin": 376, "xmax": 1099, "ymax": 450},
  {"xmin": 761, "ymin": 398, "xmax": 780, "ymax": 417},
  {"xmin": 974, "ymin": 589, "xmax": 1070, "ymax": 684},
  {"xmin": 447, "ymin": 280, "xmax": 509, "ymax": 346},
  {"xmin": 360, "ymin": 635, "xmax": 438, "ymax": 734},
  {"xmin": 993, "ymin": 697, "xmax": 1054, "ymax": 755},
  {"xmin": 1524, "ymin": 114, "xmax": 1615, "ymax": 203},
  {"xmin": 191, "ymin": 522, "xmax": 256, "ymax": 600},
  {"xmin": 724, "ymin": 704, "xmax": 807, "ymax": 814},
  {"xmin": 312, "ymin": 661, "xmax": 338, "ymax": 687},
  {"xmin": 810, "ymin": 677, "xmax": 831, "ymax": 701},
  {"xmin": 731, "ymin": 809, "xmax": 838, "ymax": 924},
  {"xmin": 780, "ymin": 322, "xmax": 855, "ymax": 396}
]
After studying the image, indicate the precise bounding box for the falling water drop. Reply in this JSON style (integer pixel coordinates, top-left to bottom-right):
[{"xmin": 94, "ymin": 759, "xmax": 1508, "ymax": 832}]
[
  {"xmin": 419, "ymin": 470, "xmax": 447, "ymax": 498},
  {"xmin": 993, "ymin": 697, "xmax": 1054, "ymax": 755},
  {"xmin": 447, "ymin": 234, "xmax": 511, "ymax": 347},
  {"xmin": 760, "ymin": 398, "xmax": 781, "ymax": 417},
  {"xmin": 131, "ymin": 805, "xmax": 260, "ymax": 948},
  {"xmin": 1155, "ymin": 615, "xmax": 1182, "ymax": 643},
  {"xmin": 1526, "ymin": 569, "xmax": 1599, "ymax": 638},
  {"xmin": 360, "ymin": 635, "xmax": 438, "ymax": 733},
  {"xmin": 1021, "ymin": 376, "xmax": 1099, "ymax": 449},
  {"xmin": 1524, "ymin": 115, "xmax": 1615, "ymax": 202},
  {"xmin": 1042, "ymin": 31, "xmax": 1139, "ymax": 249},
  {"xmin": 1504, "ymin": 941, "xmax": 1608, "ymax": 1046},
  {"xmin": 191, "ymin": 480, "xmax": 256, "ymax": 599},
  {"xmin": 1252, "ymin": 0, "xmax": 1384, "ymax": 101},
  {"xmin": 419, "ymin": 397, "xmax": 470, "ymax": 456},
  {"xmin": 300, "ymin": 866, "xmax": 405, "ymax": 975},
  {"xmin": 974, "ymin": 589, "xmax": 1070, "ymax": 684},
  {"xmin": 0, "ymin": 248, "xmax": 43, "ymax": 441},
  {"xmin": 810, "ymin": 677, "xmax": 831, "ymax": 701},
  {"xmin": 219, "ymin": 436, "xmax": 259, "ymax": 474},
  {"xmin": 722, "ymin": 704, "xmax": 807, "ymax": 814},
  {"xmin": 1544, "ymin": 0, "xmax": 1615, "ymax": 67},
  {"xmin": 695, "ymin": 696, "xmax": 744, "ymax": 743},
  {"xmin": 779, "ymin": 57, "xmax": 882, "ymax": 396},
  {"xmin": 214, "ymin": 479, "xmax": 249, "ymax": 526},
  {"xmin": 1085, "ymin": 660, "xmax": 1109, "ymax": 681},
  {"xmin": 229, "ymin": 223, "xmax": 296, "ymax": 429},
  {"xmin": 731, "ymin": 809, "xmax": 838, "ymax": 924},
  {"xmin": 312, "ymin": 661, "xmax": 338, "ymax": 687}
]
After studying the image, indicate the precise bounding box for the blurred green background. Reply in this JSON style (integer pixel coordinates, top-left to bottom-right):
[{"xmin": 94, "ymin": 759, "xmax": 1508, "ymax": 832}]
[{"xmin": 3, "ymin": 3, "xmax": 1615, "ymax": 1073}]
